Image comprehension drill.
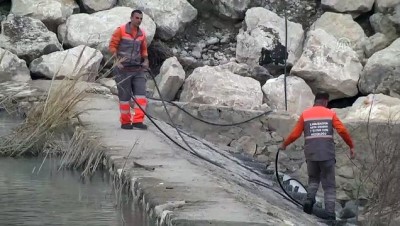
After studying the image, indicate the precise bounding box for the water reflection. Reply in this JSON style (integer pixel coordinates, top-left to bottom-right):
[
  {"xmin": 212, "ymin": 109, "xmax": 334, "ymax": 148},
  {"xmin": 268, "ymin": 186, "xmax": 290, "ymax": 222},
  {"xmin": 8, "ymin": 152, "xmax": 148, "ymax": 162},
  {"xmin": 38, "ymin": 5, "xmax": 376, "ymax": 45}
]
[{"xmin": 0, "ymin": 111, "xmax": 154, "ymax": 226}]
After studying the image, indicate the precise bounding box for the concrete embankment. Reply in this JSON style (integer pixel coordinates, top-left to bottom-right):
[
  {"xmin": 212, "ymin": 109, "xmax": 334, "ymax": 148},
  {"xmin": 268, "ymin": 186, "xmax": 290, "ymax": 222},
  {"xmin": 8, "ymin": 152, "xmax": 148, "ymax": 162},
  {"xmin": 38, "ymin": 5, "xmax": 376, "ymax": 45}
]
[{"xmin": 75, "ymin": 93, "xmax": 320, "ymax": 226}]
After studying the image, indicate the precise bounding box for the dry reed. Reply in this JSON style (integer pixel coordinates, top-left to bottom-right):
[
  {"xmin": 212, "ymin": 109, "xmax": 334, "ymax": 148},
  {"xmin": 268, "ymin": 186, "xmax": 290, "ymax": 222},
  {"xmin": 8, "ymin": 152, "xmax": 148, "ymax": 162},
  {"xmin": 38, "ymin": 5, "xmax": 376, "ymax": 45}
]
[
  {"xmin": 0, "ymin": 45, "xmax": 124, "ymax": 177},
  {"xmin": 346, "ymin": 98, "xmax": 400, "ymax": 225}
]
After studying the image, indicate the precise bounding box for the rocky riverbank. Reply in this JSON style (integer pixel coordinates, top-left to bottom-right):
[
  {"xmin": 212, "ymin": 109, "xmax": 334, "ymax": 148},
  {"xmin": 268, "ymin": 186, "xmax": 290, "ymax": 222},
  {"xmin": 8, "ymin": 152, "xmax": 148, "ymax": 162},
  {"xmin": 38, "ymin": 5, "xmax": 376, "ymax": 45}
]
[
  {"xmin": 0, "ymin": 80, "xmax": 323, "ymax": 225},
  {"xmin": 1, "ymin": 0, "xmax": 400, "ymax": 224}
]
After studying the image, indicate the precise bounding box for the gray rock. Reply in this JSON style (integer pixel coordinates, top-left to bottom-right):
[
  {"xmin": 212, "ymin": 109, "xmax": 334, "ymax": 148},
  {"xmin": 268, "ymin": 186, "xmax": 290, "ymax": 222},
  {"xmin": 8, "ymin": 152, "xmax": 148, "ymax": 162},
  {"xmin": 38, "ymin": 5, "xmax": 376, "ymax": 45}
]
[
  {"xmin": 0, "ymin": 48, "xmax": 31, "ymax": 83},
  {"xmin": 262, "ymin": 75, "xmax": 314, "ymax": 116},
  {"xmin": 10, "ymin": 0, "xmax": 79, "ymax": 32},
  {"xmin": 291, "ymin": 29, "xmax": 362, "ymax": 100},
  {"xmin": 256, "ymin": 154, "xmax": 269, "ymax": 162},
  {"xmin": 251, "ymin": 65, "xmax": 272, "ymax": 86},
  {"xmin": 220, "ymin": 36, "xmax": 230, "ymax": 44},
  {"xmin": 375, "ymin": 0, "xmax": 400, "ymax": 13},
  {"xmin": 236, "ymin": 7, "xmax": 304, "ymax": 67},
  {"xmin": 29, "ymin": 45, "xmax": 103, "ymax": 82},
  {"xmin": 179, "ymin": 65, "xmax": 263, "ymax": 110},
  {"xmin": 119, "ymin": 0, "xmax": 197, "ymax": 40},
  {"xmin": 153, "ymin": 57, "xmax": 185, "ymax": 101},
  {"xmin": 78, "ymin": 0, "xmax": 116, "ymax": 13},
  {"xmin": 363, "ymin": 33, "xmax": 392, "ymax": 57},
  {"xmin": 337, "ymin": 166, "xmax": 354, "ymax": 179},
  {"xmin": 206, "ymin": 37, "xmax": 219, "ymax": 45},
  {"xmin": 359, "ymin": 38, "xmax": 400, "ymax": 96},
  {"xmin": 210, "ymin": 0, "xmax": 252, "ymax": 19},
  {"xmin": 321, "ymin": 0, "xmax": 375, "ymax": 14},
  {"xmin": 0, "ymin": 14, "xmax": 63, "ymax": 64},
  {"xmin": 343, "ymin": 94, "xmax": 400, "ymax": 122},
  {"xmin": 310, "ymin": 12, "xmax": 367, "ymax": 60},
  {"xmin": 215, "ymin": 62, "xmax": 251, "ymax": 77},
  {"xmin": 204, "ymin": 133, "xmax": 233, "ymax": 146},
  {"xmin": 231, "ymin": 136, "xmax": 257, "ymax": 155},
  {"xmin": 179, "ymin": 56, "xmax": 202, "ymax": 69},
  {"xmin": 191, "ymin": 50, "xmax": 202, "ymax": 59},
  {"xmin": 99, "ymin": 78, "xmax": 117, "ymax": 95},
  {"xmin": 339, "ymin": 200, "xmax": 359, "ymax": 219},
  {"xmin": 271, "ymin": 132, "xmax": 283, "ymax": 142},
  {"xmin": 370, "ymin": 12, "xmax": 399, "ymax": 41}
]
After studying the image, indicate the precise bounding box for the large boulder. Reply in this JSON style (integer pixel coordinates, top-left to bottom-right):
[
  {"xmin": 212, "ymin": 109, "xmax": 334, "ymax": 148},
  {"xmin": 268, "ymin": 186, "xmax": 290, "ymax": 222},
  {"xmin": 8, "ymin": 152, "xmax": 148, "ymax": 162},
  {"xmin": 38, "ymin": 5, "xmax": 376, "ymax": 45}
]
[
  {"xmin": 310, "ymin": 12, "xmax": 367, "ymax": 60},
  {"xmin": 179, "ymin": 65, "xmax": 263, "ymax": 110},
  {"xmin": 0, "ymin": 15, "xmax": 63, "ymax": 64},
  {"xmin": 262, "ymin": 75, "xmax": 315, "ymax": 116},
  {"xmin": 29, "ymin": 45, "xmax": 103, "ymax": 82},
  {"xmin": 236, "ymin": 7, "xmax": 304, "ymax": 67},
  {"xmin": 210, "ymin": 0, "xmax": 251, "ymax": 19},
  {"xmin": 343, "ymin": 94, "xmax": 400, "ymax": 123},
  {"xmin": 291, "ymin": 29, "xmax": 362, "ymax": 100},
  {"xmin": 118, "ymin": 0, "xmax": 197, "ymax": 40},
  {"xmin": 0, "ymin": 48, "xmax": 31, "ymax": 83},
  {"xmin": 362, "ymin": 33, "xmax": 392, "ymax": 58},
  {"xmin": 375, "ymin": 0, "xmax": 400, "ymax": 13},
  {"xmin": 10, "ymin": 0, "xmax": 79, "ymax": 32},
  {"xmin": 370, "ymin": 6, "xmax": 400, "ymax": 41},
  {"xmin": 214, "ymin": 62, "xmax": 272, "ymax": 85},
  {"xmin": 321, "ymin": 0, "xmax": 375, "ymax": 14},
  {"xmin": 77, "ymin": 0, "xmax": 117, "ymax": 13},
  {"xmin": 152, "ymin": 56, "xmax": 185, "ymax": 101},
  {"xmin": 359, "ymin": 38, "xmax": 400, "ymax": 97},
  {"xmin": 58, "ymin": 7, "xmax": 156, "ymax": 58}
]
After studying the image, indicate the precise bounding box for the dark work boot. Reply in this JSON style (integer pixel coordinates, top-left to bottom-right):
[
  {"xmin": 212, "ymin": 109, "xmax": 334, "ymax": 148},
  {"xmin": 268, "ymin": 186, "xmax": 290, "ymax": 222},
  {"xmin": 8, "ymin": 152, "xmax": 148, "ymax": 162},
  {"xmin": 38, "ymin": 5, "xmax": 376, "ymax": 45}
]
[
  {"xmin": 132, "ymin": 122, "xmax": 148, "ymax": 130},
  {"xmin": 326, "ymin": 212, "xmax": 336, "ymax": 221},
  {"xmin": 121, "ymin": 124, "xmax": 133, "ymax": 130},
  {"xmin": 303, "ymin": 198, "xmax": 316, "ymax": 214}
]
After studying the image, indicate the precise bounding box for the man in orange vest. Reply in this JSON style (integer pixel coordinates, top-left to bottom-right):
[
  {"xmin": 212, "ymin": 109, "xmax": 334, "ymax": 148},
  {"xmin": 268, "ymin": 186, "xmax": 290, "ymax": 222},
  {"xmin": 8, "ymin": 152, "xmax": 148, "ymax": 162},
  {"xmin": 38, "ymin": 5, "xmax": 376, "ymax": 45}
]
[
  {"xmin": 109, "ymin": 9, "xmax": 149, "ymax": 130},
  {"xmin": 281, "ymin": 92, "xmax": 355, "ymax": 220}
]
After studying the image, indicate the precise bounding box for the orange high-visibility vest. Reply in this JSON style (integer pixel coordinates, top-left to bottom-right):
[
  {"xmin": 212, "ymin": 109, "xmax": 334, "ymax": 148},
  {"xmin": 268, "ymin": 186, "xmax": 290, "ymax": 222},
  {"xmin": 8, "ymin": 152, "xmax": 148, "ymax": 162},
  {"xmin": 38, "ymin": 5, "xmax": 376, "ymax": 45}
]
[{"xmin": 117, "ymin": 23, "xmax": 146, "ymax": 68}]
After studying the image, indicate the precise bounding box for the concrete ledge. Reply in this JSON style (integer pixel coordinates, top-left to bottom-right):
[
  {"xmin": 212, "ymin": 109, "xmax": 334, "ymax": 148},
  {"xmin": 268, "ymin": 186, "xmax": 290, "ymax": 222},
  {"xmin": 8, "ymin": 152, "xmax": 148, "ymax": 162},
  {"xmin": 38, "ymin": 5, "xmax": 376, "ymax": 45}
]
[{"xmin": 76, "ymin": 94, "xmax": 320, "ymax": 226}]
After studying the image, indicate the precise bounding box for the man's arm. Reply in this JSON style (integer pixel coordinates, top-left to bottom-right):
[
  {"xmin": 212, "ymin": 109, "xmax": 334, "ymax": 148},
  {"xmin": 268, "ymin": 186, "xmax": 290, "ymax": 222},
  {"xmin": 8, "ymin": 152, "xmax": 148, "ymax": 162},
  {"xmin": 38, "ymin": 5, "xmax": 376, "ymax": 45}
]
[
  {"xmin": 141, "ymin": 33, "xmax": 149, "ymax": 68},
  {"xmin": 332, "ymin": 113, "xmax": 354, "ymax": 149},
  {"xmin": 281, "ymin": 114, "xmax": 304, "ymax": 149},
  {"xmin": 109, "ymin": 27, "xmax": 122, "ymax": 55}
]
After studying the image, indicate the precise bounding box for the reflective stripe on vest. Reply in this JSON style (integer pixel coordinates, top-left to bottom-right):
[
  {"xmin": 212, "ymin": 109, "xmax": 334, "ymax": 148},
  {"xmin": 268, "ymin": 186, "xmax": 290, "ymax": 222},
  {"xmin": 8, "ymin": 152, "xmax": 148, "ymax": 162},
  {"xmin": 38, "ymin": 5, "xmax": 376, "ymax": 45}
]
[
  {"xmin": 302, "ymin": 106, "xmax": 335, "ymax": 161},
  {"xmin": 117, "ymin": 23, "xmax": 145, "ymax": 68}
]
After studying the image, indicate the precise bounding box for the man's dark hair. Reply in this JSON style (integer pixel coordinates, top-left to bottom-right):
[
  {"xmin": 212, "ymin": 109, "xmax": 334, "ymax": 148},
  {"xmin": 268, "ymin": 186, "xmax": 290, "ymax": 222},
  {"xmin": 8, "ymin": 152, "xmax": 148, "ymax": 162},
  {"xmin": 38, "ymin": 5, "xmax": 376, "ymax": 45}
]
[
  {"xmin": 131, "ymin": 10, "xmax": 143, "ymax": 17},
  {"xmin": 314, "ymin": 91, "xmax": 330, "ymax": 106},
  {"xmin": 315, "ymin": 92, "xmax": 329, "ymax": 101}
]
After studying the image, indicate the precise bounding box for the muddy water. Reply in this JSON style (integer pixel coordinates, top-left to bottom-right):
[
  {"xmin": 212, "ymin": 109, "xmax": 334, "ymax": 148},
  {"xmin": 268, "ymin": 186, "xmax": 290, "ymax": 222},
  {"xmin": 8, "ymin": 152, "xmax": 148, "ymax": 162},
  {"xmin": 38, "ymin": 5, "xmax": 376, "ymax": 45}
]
[{"xmin": 0, "ymin": 111, "xmax": 154, "ymax": 226}]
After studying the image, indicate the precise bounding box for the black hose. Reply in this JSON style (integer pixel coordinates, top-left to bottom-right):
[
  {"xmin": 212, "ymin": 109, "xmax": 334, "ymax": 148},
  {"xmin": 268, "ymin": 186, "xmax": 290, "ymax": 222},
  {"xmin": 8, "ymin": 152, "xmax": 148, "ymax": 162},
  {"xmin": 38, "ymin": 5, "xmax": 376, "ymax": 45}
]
[
  {"xmin": 115, "ymin": 67, "xmax": 304, "ymax": 207},
  {"xmin": 275, "ymin": 148, "xmax": 306, "ymax": 207},
  {"xmin": 148, "ymin": 96, "xmax": 272, "ymax": 127}
]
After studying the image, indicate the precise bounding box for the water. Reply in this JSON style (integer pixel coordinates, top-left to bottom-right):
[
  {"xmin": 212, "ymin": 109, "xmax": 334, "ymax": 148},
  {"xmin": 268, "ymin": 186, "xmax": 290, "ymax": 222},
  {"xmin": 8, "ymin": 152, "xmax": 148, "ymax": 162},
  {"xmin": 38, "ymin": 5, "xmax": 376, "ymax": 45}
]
[{"xmin": 0, "ymin": 111, "xmax": 154, "ymax": 226}]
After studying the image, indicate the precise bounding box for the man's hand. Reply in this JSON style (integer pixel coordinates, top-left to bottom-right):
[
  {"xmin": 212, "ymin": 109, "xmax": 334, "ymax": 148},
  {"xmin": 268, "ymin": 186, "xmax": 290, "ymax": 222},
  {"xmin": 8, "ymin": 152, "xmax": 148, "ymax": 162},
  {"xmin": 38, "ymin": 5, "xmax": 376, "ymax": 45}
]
[
  {"xmin": 116, "ymin": 62, "xmax": 124, "ymax": 69},
  {"xmin": 142, "ymin": 58, "xmax": 149, "ymax": 69},
  {"xmin": 114, "ymin": 55, "xmax": 126, "ymax": 69},
  {"xmin": 350, "ymin": 148, "xmax": 356, "ymax": 159},
  {"xmin": 280, "ymin": 143, "xmax": 286, "ymax": 150}
]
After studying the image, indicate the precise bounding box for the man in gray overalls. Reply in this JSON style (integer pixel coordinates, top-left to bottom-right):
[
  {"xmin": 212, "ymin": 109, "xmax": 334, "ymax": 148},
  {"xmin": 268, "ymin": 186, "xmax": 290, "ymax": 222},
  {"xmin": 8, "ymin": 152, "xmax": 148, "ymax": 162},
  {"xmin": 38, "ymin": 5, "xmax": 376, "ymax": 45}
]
[
  {"xmin": 281, "ymin": 92, "xmax": 356, "ymax": 220},
  {"xmin": 109, "ymin": 9, "xmax": 149, "ymax": 130}
]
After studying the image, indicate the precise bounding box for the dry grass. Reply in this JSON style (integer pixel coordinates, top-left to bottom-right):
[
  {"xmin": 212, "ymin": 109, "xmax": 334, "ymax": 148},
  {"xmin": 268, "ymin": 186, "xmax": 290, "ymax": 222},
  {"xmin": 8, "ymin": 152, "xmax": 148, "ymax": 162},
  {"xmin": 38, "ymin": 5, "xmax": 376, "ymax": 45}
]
[
  {"xmin": 58, "ymin": 126, "xmax": 105, "ymax": 178},
  {"xmin": 0, "ymin": 45, "xmax": 124, "ymax": 177},
  {"xmin": 347, "ymin": 99, "xmax": 400, "ymax": 225},
  {"xmin": 362, "ymin": 121, "xmax": 400, "ymax": 225},
  {"xmin": 0, "ymin": 77, "xmax": 89, "ymax": 157}
]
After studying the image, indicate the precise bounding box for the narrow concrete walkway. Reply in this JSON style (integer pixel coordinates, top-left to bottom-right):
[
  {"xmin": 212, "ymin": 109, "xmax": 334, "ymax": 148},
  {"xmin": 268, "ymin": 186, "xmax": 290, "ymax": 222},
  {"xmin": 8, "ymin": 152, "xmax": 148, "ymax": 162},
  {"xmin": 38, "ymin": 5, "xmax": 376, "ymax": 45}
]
[{"xmin": 77, "ymin": 94, "xmax": 320, "ymax": 226}]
